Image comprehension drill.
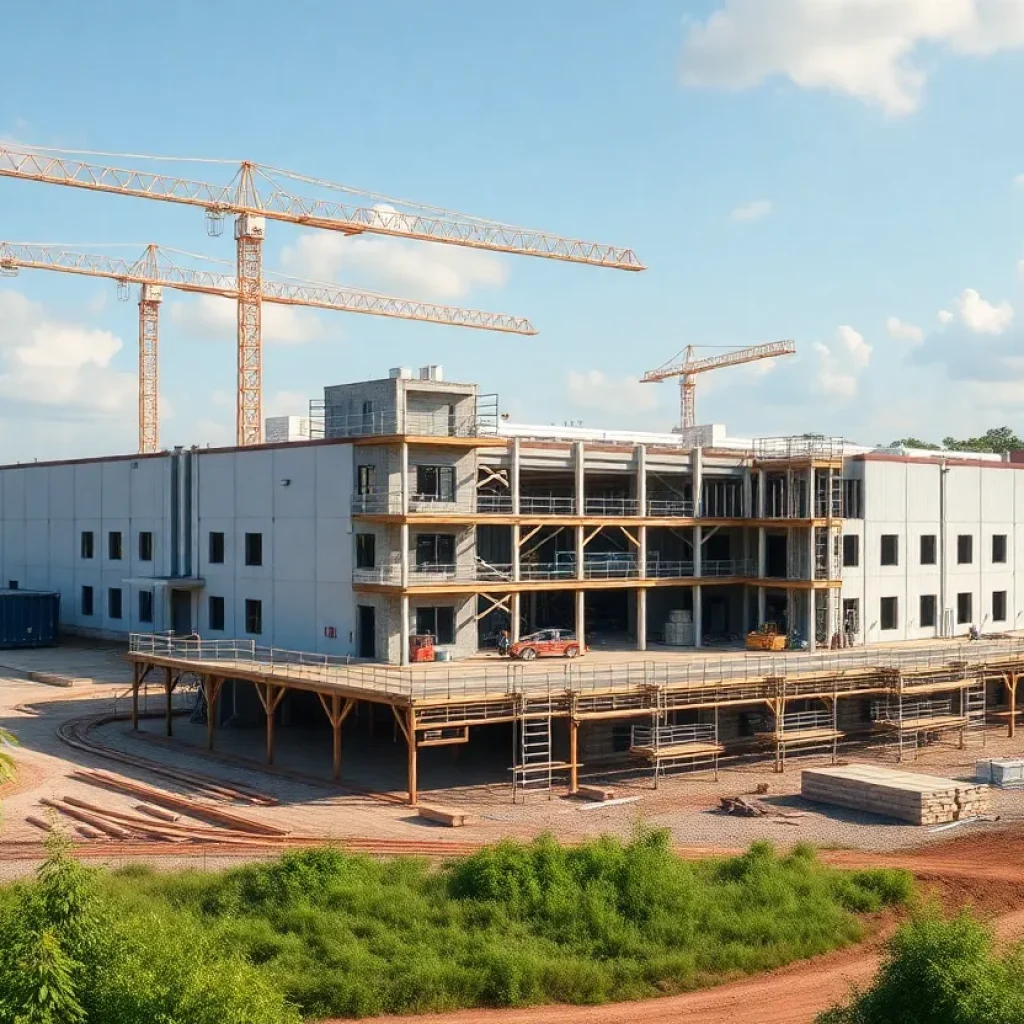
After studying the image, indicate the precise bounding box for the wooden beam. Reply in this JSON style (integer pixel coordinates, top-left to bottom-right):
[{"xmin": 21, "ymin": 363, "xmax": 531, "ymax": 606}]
[
  {"xmin": 583, "ymin": 525, "xmax": 603, "ymax": 547},
  {"xmin": 519, "ymin": 523, "xmax": 544, "ymax": 547},
  {"xmin": 700, "ymin": 525, "xmax": 721, "ymax": 545},
  {"xmin": 477, "ymin": 467, "xmax": 509, "ymax": 489},
  {"xmin": 391, "ymin": 704, "xmax": 411, "ymax": 745},
  {"xmin": 317, "ymin": 693, "xmax": 355, "ymax": 781},
  {"xmin": 131, "ymin": 662, "xmax": 140, "ymax": 732},
  {"xmin": 619, "ymin": 525, "xmax": 639, "ymax": 549},
  {"xmin": 1010, "ymin": 672, "xmax": 1019, "ymax": 739},
  {"xmin": 407, "ymin": 708, "xmax": 418, "ymax": 806},
  {"xmin": 164, "ymin": 666, "xmax": 174, "ymax": 738},
  {"xmin": 569, "ymin": 716, "xmax": 579, "ymax": 794},
  {"xmin": 473, "ymin": 593, "xmax": 512, "ymax": 623},
  {"xmin": 203, "ymin": 676, "xmax": 223, "ymax": 751}
]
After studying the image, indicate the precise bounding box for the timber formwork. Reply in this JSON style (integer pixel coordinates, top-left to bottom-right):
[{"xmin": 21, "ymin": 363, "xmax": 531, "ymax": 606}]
[{"xmin": 126, "ymin": 636, "xmax": 1024, "ymax": 804}]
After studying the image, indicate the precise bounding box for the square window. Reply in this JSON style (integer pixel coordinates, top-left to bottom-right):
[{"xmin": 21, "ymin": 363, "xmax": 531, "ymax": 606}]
[
  {"xmin": 842, "ymin": 534, "xmax": 859, "ymax": 567},
  {"xmin": 920, "ymin": 535, "xmax": 936, "ymax": 565},
  {"xmin": 245, "ymin": 598, "xmax": 262, "ymax": 635},
  {"xmin": 108, "ymin": 587, "xmax": 122, "ymax": 619},
  {"xmin": 138, "ymin": 531, "xmax": 153, "ymax": 561},
  {"xmin": 993, "ymin": 535, "xmax": 1008, "ymax": 564},
  {"xmin": 880, "ymin": 596, "xmax": 898, "ymax": 630},
  {"xmin": 880, "ymin": 535, "xmax": 898, "ymax": 566},
  {"xmin": 208, "ymin": 532, "xmax": 225, "ymax": 564},
  {"xmin": 108, "ymin": 531, "xmax": 122, "ymax": 561},
  {"xmin": 81, "ymin": 531, "xmax": 94, "ymax": 559},
  {"xmin": 415, "ymin": 465, "xmax": 456, "ymax": 502},
  {"xmin": 415, "ymin": 605, "xmax": 455, "ymax": 644},
  {"xmin": 957, "ymin": 535, "xmax": 973, "ymax": 565},
  {"xmin": 208, "ymin": 596, "xmax": 225, "ymax": 631},
  {"xmin": 244, "ymin": 533, "xmax": 263, "ymax": 567},
  {"xmin": 993, "ymin": 590, "xmax": 1007, "ymax": 623},
  {"xmin": 138, "ymin": 590, "xmax": 153, "ymax": 624},
  {"xmin": 920, "ymin": 594, "xmax": 936, "ymax": 628},
  {"xmin": 81, "ymin": 585, "xmax": 94, "ymax": 616},
  {"xmin": 357, "ymin": 465, "xmax": 377, "ymax": 495},
  {"xmin": 957, "ymin": 592, "xmax": 973, "ymax": 624},
  {"xmin": 415, "ymin": 533, "xmax": 456, "ymax": 568}
]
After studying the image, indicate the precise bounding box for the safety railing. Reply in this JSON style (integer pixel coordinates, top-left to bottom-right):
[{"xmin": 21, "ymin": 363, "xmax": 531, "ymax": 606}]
[
  {"xmin": 325, "ymin": 408, "xmax": 498, "ymax": 439},
  {"xmin": 753, "ymin": 436, "xmax": 845, "ymax": 461},
  {"xmin": 631, "ymin": 723, "xmax": 716, "ymax": 749},
  {"xmin": 779, "ymin": 709, "xmax": 834, "ymax": 732}
]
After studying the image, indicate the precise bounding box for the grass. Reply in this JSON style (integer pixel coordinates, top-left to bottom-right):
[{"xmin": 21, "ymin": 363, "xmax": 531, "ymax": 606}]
[{"xmin": 92, "ymin": 832, "xmax": 912, "ymax": 1019}]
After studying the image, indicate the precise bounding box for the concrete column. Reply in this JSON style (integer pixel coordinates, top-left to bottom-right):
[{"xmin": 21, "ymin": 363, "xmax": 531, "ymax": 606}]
[
  {"xmin": 511, "ymin": 437, "xmax": 521, "ymax": 515},
  {"xmin": 807, "ymin": 526, "xmax": 816, "ymax": 581},
  {"xmin": 636, "ymin": 444, "xmax": 647, "ymax": 516},
  {"xmin": 807, "ymin": 590, "xmax": 817, "ymax": 653},
  {"xmin": 400, "ymin": 442, "xmax": 409, "ymax": 515},
  {"xmin": 638, "ymin": 525, "xmax": 648, "ymax": 579},
  {"xmin": 576, "ymin": 524, "xmax": 585, "ymax": 582},
  {"xmin": 574, "ymin": 440, "xmax": 586, "ymax": 515},
  {"xmin": 757, "ymin": 469, "xmax": 766, "ymax": 518},
  {"xmin": 512, "ymin": 523, "xmax": 521, "ymax": 581},
  {"xmin": 400, "ymin": 595, "xmax": 410, "ymax": 666},
  {"xmin": 511, "ymin": 592, "xmax": 521, "ymax": 642},
  {"xmin": 400, "ymin": 441, "xmax": 410, "ymax": 594},
  {"xmin": 742, "ymin": 468, "xmax": 753, "ymax": 518},
  {"xmin": 692, "ymin": 446, "xmax": 704, "ymax": 516},
  {"xmin": 575, "ymin": 590, "xmax": 586, "ymax": 647},
  {"xmin": 400, "ymin": 523, "xmax": 410, "ymax": 588},
  {"xmin": 825, "ymin": 586, "xmax": 834, "ymax": 649},
  {"xmin": 693, "ymin": 524, "xmax": 703, "ymax": 577},
  {"xmin": 741, "ymin": 585, "xmax": 750, "ymax": 636},
  {"xmin": 758, "ymin": 526, "xmax": 766, "ymax": 578},
  {"xmin": 693, "ymin": 584, "xmax": 703, "ymax": 648},
  {"xmin": 757, "ymin": 586, "xmax": 766, "ymax": 627},
  {"xmin": 637, "ymin": 589, "xmax": 647, "ymax": 651}
]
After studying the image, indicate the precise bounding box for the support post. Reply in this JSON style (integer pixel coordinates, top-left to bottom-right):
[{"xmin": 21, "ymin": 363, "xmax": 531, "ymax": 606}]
[
  {"xmin": 401, "ymin": 595, "xmax": 410, "ymax": 667},
  {"xmin": 637, "ymin": 588, "xmax": 647, "ymax": 652},
  {"xmin": 574, "ymin": 440, "xmax": 585, "ymax": 515},
  {"xmin": 636, "ymin": 443, "xmax": 647, "ymax": 516},
  {"xmin": 575, "ymin": 590, "xmax": 586, "ymax": 649},
  {"xmin": 693, "ymin": 584, "xmax": 703, "ymax": 648},
  {"xmin": 266, "ymin": 685, "xmax": 277, "ymax": 764},
  {"xmin": 511, "ymin": 592, "xmax": 521, "ymax": 643},
  {"xmin": 511, "ymin": 436, "xmax": 521, "ymax": 515},
  {"xmin": 131, "ymin": 663, "xmax": 140, "ymax": 731},
  {"xmin": 407, "ymin": 708, "xmax": 418, "ymax": 805},
  {"xmin": 693, "ymin": 524, "xmax": 703, "ymax": 648},
  {"xmin": 512, "ymin": 522, "xmax": 521, "ymax": 582},
  {"xmin": 204, "ymin": 676, "xmax": 222, "ymax": 751},
  {"xmin": 575, "ymin": 524, "xmax": 585, "ymax": 582},
  {"xmin": 692, "ymin": 446, "xmax": 703, "ymax": 517},
  {"xmin": 569, "ymin": 715, "xmax": 579, "ymax": 794},
  {"xmin": 333, "ymin": 698, "xmax": 343, "ymax": 780},
  {"xmin": 1010, "ymin": 673, "xmax": 1018, "ymax": 739},
  {"xmin": 164, "ymin": 666, "xmax": 174, "ymax": 737},
  {"xmin": 807, "ymin": 590, "xmax": 817, "ymax": 653}
]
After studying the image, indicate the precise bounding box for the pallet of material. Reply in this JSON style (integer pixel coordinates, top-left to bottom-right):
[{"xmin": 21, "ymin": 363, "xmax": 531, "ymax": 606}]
[
  {"xmin": 976, "ymin": 759, "xmax": 1024, "ymax": 788},
  {"xmin": 801, "ymin": 764, "xmax": 990, "ymax": 825},
  {"xmin": 756, "ymin": 728, "xmax": 842, "ymax": 749},
  {"xmin": 630, "ymin": 741, "xmax": 724, "ymax": 762},
  {"xmin": 872, "ymin": 714, "xmax": 968, "ymax": 733},
  {"xmin": 576, "ymin": 784, "xmax": 615, "ymax": 802},
  {"xmin": 416, "ymin": 805, "xmax": 471, "ymax": 827}
]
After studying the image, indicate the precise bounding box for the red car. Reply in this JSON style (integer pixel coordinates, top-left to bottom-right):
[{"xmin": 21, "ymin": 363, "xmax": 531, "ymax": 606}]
[{"xmin": 509, "ymin": 629, "xmax": 583, "ymax": 660}]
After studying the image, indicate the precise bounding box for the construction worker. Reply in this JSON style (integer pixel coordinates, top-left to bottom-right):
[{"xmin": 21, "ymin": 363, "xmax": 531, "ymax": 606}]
[{"xmin": 497, "ymin": 629, "xmax": 511, "ymax": 656}]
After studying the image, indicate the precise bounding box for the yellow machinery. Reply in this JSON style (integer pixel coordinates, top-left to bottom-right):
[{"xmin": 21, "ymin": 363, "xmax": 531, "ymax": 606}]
[{"xmin": 746, "ymin": 623, "xmax": 787, "ymax": 652}]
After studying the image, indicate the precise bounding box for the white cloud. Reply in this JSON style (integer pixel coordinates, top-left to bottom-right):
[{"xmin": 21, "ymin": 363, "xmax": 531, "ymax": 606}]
[
  {"xmin": 955, "ymin": 287, "xmax": 1014, "ymax": 334},
  {"xmin": 886, "ymin": 316, "xmax": 924, "ymax": 343},
  {"xmin": 0, "ymin": 290, "xmax": 135, "ymax": 416},
  {"xmin": 1015, "ymin": 173, "xmax": 1024, "ymax": 188},
  {"xmin": 168, "ymin": 294, "xmax": 325, "ymax": 345},
  {"xmin": 938, "ymin": 309, "xmax": 955, "ymax": 325},
  {"xmin": 280, "ymin": 230, "xmax": 508, "ymax": 301},
  {"xmin": 264, "ymin": 390, "xmax": 310, "ymax": 419},
  {"xmin": 566, "ymin": 370, "xmax": 660, "ymax": 414},
  {"xmin": 730, "ymin": 199, "xmax": 772, "ymax": 222},
  {"xmin": 680, "ymin": 0, "xmax": 1024, "ymax": 116},
  {"xmin": 813, "ymin": 325, "xmax": 872, "ymax": 398}
]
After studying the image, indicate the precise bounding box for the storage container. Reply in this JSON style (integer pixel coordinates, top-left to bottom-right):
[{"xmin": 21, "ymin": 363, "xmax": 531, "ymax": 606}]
[{"xmin": 0, "ymin": 589, "xmax": 59, "ymax": 648}]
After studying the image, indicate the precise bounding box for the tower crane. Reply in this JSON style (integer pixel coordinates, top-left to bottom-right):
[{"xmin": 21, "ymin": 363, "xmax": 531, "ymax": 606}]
[
  {"xmin": 640, "ymin": 341, "xmax": 796, "ymax": 433},
  {"xmin": 0, "ymin": 145, "xmax": 644, "ymax": 446},
  {"xmin": 0, "ymin": 241, "xmax": 536, "ymax": 455}
]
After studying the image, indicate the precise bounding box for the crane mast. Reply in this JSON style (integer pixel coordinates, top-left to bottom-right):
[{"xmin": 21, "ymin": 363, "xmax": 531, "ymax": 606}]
[
  {"xmin": 0, "ymin": 144, "xmax": 643, "ymax": 446},
  {"xmin": 0, "ymin": 241, "xmax": 538, "ymax": 455},
  {"xmin": 641, "ymin": 340, "xmax": 796, "ymax": 433}
]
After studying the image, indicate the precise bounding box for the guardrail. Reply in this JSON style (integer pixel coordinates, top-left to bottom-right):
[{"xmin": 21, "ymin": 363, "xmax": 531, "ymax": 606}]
[
  {"xmin": 128, "ymin": 634, "xmax": 1024, "ymax": 704},
  {"xmin": 631, "ymin": 723, "xmax": 716, "ymax": 748}
]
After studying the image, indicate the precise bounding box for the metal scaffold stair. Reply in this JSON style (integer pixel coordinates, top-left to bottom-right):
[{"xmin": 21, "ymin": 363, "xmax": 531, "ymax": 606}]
[
  {"xmin": 511, "ymin": 697, "xmax": 557, "ymax": 803},
  {"xmin": 966, "ymin": 678, "xmax": 987, "ymax": 745}
]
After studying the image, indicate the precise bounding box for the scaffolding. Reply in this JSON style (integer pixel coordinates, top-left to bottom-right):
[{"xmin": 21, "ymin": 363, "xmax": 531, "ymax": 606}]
[
  {"xmin": 511, "ymin": 695, "xmax": 564, "ymax": 802},
  {"xmin": 756, "ymin": 703, "xmax": 840, "ymax": 772}
]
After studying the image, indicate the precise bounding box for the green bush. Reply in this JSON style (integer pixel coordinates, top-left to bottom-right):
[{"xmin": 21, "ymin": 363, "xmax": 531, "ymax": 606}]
[
  {"xmin": 0, "ymin": 833, "xmax": 913, "ymax": 1021},
  {"xmin": 819, "ymin": 912, "xmax": 1024, "ymax": 1024}
]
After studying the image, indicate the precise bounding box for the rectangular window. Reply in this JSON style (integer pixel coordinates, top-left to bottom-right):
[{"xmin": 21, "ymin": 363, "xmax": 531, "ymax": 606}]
[
  {"xmin": 842, "ymin": 534, "xmax": 859, "ymax": 567},
  {"xmin": 245, "ymin": 598, "xmax": 262, "ymax": 635},
  {"xmin": 920, "ymin": 534, "xmax": 937, "ymax": 565},
  {"xmin": 842, "ymin": 598, "xmax": 860, "ymax": 634},
  {"xmin": 208, "ymin": 532, "xmax": 225, "ymax": 564},
  {"xmin": 957, "ymin": 534, "xmax": 973, "ymax": 565},
  {"xmin": 993, "ymin": 590, "xmax": 1007, "ymax": 623},
  {"xmin": 81, "ymin": 531, "xmax": 94, "ymax": 559},
  {"xmin": 138, "ymin": 589, "xmax": 153, "ymax": 624},
  {"xmin": 842, "ymin": 479, "xmax": 863, "ymax": 518},
  {"xmin": 415, "ymin": 533, "xmax": 456, "ymax": 567},
  {"xmin": 81, "ymin": 585, "xmax": 94, "ymax": 617},
  {"xmin": 208, "ymin": 596, "xmax": 225, "ymax": 631},
  {"xmin": 357, "ymin": 465, "xmax": 377, "ymax": 495},
  {"xmin": 244, "ymin": 532, "xmax": 263, "ymax": 567},
  {"xmin": 415, "ymin": 606, "xmax": 455, "ymax": 645},
  {"xmin": 355, "ymin": 534, "xmax": 376, "ymax": 570},
  {"xmin": 957, "ymin": 592, "xmax": 973, "ymax": 625},
  {"xmin": 993, "ymin": 534, "xmax": 1008, "ymax": 564},
  {"xmin": 361, "ymin": 400, "xmax": 374, "ymax": 432},
  {"xmin": 108, "ymin": 531, "xmax": 122, "ymax": 561},
  {"xmin": 920, "ymin": 594, "xmax": 937, "ymax": 629},
  {"xmin": 415, "ymin": 465, "xmax": 456, "ymax": 502},
  {"xmin": 880, "ymin": 596, "xmax": 898, "ymax": 630},
  {"xmin": 880, "ymin": 534, "xmax": 899, "ymax": 566},
  {"xmin": 6, "ymin": 581, "xmax": 16, "ymax": 590},
  {"xmin": 108, "ymin": 587, "xmax": 122, "ymax": 620},
  {"xmin": 138, "ymin": 531, "xmax": 153, "ymax": 562}
]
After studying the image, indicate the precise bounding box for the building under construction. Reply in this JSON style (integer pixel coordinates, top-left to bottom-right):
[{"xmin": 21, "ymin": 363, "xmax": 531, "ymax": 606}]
[{"xmin": 3, "ymin": 365, "xmax": 1024, "ymax": 798}]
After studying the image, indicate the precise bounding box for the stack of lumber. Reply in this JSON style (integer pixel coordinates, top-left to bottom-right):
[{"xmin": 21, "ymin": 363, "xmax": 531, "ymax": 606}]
[{"xmin": 802, "ymin": 763, "xmax": 990, "ymax": 825}]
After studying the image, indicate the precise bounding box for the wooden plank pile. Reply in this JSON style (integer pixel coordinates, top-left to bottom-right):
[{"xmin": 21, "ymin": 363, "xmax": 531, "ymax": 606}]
[{"xmin": 802, "ymin": 763, "xmax": 990, "ymax": 825}]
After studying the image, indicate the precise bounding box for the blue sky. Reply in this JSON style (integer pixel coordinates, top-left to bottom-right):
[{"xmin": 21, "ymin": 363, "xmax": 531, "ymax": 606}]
[{"xmin": 3, "ymin": 0, "xmax": 1024, "ymax": 459}]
